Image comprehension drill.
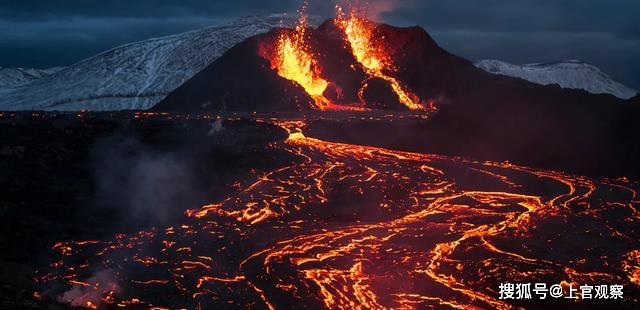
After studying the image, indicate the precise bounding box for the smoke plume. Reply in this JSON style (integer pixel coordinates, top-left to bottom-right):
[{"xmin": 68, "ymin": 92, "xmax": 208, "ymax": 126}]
[
  {"xmin": 89, "ymin": 134, "xmax": 204, "ymax": 228},
  {"xmin": 60, "ymin": 269, "xmax": 119, "ymax": 307}
]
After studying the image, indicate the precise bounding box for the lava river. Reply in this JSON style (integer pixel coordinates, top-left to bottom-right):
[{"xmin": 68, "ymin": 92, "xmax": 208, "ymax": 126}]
[{"xmin": 39, "ymin": 118, "xmax": 640, "ymax": 309}]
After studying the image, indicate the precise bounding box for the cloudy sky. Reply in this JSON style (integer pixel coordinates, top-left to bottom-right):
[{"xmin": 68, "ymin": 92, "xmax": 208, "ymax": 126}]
[{"xmin": 1, "ymin": 0, "xmax": 639, "ymax": 89}]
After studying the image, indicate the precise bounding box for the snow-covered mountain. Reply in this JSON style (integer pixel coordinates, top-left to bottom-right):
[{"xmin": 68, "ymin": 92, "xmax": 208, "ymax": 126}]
[
  {"xmin": 475, "ymin": 59, "xmax": 638, "ymax": 100},
  {"xmin": 0, "ymin": 67, "xmax": 64, "ymax": 87},
  {"xmin": 0, "ymin": 14, "xmax": 311, "ymax": 111}
]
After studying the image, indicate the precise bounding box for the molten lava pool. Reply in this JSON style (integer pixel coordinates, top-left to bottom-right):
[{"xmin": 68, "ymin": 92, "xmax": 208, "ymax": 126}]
[{"xmin": 37, "ymin": 115, "xmax": 639, "ymax": 309}]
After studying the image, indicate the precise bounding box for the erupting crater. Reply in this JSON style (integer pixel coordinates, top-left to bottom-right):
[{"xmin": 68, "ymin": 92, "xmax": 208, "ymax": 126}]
[
  {"xmin": 154, "ymin": 5, "xmax": 455, "ymax": 113},
  {"xmin": 259, "ymin": 5, "xmax": 427, "ymax": 111},
  {"xmin": 335, "ymin": 6, "xmax": 424, "ymax": 110},
  {"xmin": 257, "ymin": 6, "xmax": 429, "ymax": 112},
  {"xmin": 260, "ymin": 14, "xmax": 333, "ymax": 110}
]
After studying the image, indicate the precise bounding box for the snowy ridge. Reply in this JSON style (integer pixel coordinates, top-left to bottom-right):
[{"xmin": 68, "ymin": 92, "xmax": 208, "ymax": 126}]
[
  {"xmin": 475, "ymin": 59, "xmax": 638, "ymax": 100},
  {"xmin": 0, "ymin": 14, "xmax": 313, "ymax": 111},
  {"xmin": 0, "ymin": 67, "xmax": 65, "ymax": 87}
]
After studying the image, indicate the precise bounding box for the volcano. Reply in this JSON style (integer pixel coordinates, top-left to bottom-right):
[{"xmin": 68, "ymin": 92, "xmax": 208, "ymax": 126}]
[
  {"xmin": 153, "ymin": 18, "xmax": 636, "ymax": 112},
  {"xmin": 152, "ymin": 18, "xmax": 460, "ymax": 112},
  {"xmin": 153, "ymin": 17, "xmax": 640, "ymax": 178}
]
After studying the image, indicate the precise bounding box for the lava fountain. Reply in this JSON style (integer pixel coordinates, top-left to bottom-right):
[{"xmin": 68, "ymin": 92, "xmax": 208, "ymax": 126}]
[
  {"xmin": 336, "ymin": 5, "xmax": 424, "ymax": 110},
  {"xmin": 262, "ymin": 4, "xmax": 426, "ymax": 111},
  {"xmin": 266, "ymin": 13, "xmax": 332, "ymax": 110}
]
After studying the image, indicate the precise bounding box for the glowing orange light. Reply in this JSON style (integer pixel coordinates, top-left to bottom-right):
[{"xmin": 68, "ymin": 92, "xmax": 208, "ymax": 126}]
[
  {"xmin": 336, "ymin": 6, "xmax": 424, "ymax": 110},
  {"xmin": 269, "ymin": 14, "xmax": 332, "ymax": 109}
]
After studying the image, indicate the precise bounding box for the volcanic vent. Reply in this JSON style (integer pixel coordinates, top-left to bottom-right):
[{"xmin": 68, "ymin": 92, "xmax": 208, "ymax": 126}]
[{"xmin": 153, "ymin": 8, "xmax": 458, "ymax": 113}]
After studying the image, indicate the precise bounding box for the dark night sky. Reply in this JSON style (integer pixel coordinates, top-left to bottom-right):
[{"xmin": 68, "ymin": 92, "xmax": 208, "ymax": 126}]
[{"xmin": 1, "ymin": 0, "xmax": 639, "ymax": 89}]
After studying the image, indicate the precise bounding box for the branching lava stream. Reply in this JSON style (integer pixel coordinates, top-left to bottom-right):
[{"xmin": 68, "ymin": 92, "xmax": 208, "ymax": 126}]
[{"xmin": 38, "ymin": 116, "xmax": 640, "ymax": 309}]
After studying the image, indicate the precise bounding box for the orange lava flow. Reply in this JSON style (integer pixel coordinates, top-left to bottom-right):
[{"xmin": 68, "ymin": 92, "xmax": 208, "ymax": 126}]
[
  {"xmin": 336, "ymin": 7, "xmax": 424, "ymax": 110},
  {"xmin": 270, "ymin": 14, "xmax": 332, "ymax": 110},
  {"xmin": 38, "ymin": 115, "xmax": 640, "ymax": 308}
]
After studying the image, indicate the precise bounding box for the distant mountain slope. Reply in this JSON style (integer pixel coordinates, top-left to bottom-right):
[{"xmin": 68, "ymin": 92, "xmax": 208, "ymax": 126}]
[
  {"xmin": 0, "ymin": 67, "xmax": 64, "ymax": 87},
  {"xmin": 0, "ymin": 15, "xmax": 309, "ymax": 111},
  {"xmin": 475, "ymin": 59, "xmax": 638, "ymax": 100}
]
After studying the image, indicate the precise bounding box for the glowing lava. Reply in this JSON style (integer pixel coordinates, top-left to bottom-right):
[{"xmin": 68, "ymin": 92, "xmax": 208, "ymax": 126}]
[
  {"xmin": 38, "ymin": 114, "xmax": 640, "ymax": 309},
  {"xmin": 269, "ymin": 14, "xmax": 332, "ymax": 110},
  {"xmin": 336, "ymin": 6, "xmax": 424, "ymax": 110},
  {"xmin": 262, "ymin": 5, "xmax": 426, "ymax": 111}
]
